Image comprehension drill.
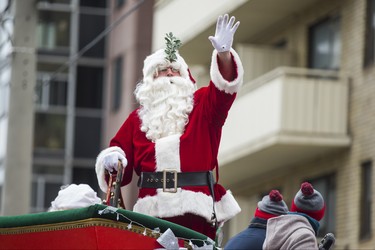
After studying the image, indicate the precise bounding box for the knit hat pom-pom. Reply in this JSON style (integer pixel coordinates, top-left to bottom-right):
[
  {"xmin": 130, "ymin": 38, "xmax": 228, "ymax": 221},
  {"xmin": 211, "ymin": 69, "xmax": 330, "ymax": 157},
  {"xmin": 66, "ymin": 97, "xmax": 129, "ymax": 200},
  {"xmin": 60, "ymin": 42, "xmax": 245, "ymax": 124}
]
[
  {"xmin": 269, "ymin": 190, "xmax": 283, "ymax": 202},
  {"xmin": 301, "ymin": 182, "xmax": 314, "ymax": 196}
]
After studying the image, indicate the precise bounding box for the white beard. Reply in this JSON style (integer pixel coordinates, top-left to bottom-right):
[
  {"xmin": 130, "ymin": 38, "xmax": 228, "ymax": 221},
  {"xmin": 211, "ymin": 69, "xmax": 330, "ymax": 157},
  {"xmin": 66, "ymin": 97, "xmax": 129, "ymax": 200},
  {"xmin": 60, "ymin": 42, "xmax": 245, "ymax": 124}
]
[{"xmin": 134, "ymin": 76, "xmax": 196, "ymax": 142}]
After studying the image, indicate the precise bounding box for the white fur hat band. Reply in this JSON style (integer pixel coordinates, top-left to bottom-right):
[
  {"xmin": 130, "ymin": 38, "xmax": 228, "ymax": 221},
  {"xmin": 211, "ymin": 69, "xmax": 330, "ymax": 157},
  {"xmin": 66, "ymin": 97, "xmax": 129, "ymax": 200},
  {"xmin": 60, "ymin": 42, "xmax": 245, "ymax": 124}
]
[{"xmin": 142, "ymin": 49, "xmax": 190, "ymax": 81}]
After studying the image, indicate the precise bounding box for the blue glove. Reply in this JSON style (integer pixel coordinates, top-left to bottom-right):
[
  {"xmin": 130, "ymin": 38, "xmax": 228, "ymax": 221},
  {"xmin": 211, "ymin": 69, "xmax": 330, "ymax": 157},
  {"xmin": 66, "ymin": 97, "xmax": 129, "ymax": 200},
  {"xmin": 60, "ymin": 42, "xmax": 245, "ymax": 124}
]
[{"xmin": 209, "ymin": 14, "xmax": 240, "ymax": 52}]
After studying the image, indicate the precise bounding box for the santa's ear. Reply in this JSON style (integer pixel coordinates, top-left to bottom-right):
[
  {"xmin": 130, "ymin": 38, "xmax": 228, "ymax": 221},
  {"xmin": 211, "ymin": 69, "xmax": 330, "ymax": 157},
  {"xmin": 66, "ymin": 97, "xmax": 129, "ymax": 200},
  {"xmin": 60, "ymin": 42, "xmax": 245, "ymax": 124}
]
[{"xmin": 187, "ymin": 68, "xmax": 196, "ymax": 84}]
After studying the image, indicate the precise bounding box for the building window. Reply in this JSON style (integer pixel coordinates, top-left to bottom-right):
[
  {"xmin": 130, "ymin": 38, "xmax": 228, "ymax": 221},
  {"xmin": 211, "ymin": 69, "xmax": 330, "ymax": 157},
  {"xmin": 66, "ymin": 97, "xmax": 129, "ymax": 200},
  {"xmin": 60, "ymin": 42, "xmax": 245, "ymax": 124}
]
[
  {"xmin": 308, "ymin": 16, "xmax": 341, "ymax": 70},
  {"xmin": 73, "ymin": 116, "xmax": 101, "ymax": 158},
  {"xmin": 35, "ymin": 75, "xmax": 68, "ymax": 108},
  {"xmin": 308, "ymin": 174, "xmax": 336, "ymax": 237},
  {"xmin": 36, "ymin": 62, "xmax": 69, "ymax": 109},
  {"xmin": 364, "ymin": 0, "xmax": 375, "ymax": 67},
  {"xmin": 33, "ymin": 113, "xmax": 66, "ymax": 156},
  {"xmin": 31, "ymin": 165, "xmax": 64, "ymax": 213},
  {"xmin": 112, "ymin": 56, "xmax": 123, "ymax": 111},
  {"xmin": 360, "ymin": 160, "xmax": 372, "ymax": 240},
  {"xmin": 79, "ymin": 13, "xmax": 106, "ymax": 58},
  {"xmin": 75, "ymin": 66, "xmax": 103, "ymax": 109},
  {"xmin": 37, "ymin": 10, "xmax": 70, "ymax": 55}
]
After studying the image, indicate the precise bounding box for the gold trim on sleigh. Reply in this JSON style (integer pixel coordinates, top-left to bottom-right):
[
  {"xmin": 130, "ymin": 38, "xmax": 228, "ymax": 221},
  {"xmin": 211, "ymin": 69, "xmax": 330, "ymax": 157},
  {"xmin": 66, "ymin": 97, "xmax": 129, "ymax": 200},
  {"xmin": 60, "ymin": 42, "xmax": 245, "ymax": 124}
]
[
  {"xmin": 0, "ymin": 217, "xmax": 192, "ymax": 249},
  {"xmin": 0, "ymin": 218, "xmax": 159, "ymax": 237}
]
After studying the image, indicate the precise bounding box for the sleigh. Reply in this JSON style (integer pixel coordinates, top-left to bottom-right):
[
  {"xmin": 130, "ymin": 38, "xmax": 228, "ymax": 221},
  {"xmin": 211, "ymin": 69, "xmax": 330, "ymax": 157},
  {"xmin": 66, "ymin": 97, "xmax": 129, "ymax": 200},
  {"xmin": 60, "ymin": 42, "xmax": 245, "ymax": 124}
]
[
  {"xmin": 0, "ymin": 164, "xmax": 214, "ymax": 249},
  {"xmin": 0, "ymin": 204, "xmax": 213, "ymax": 249}
]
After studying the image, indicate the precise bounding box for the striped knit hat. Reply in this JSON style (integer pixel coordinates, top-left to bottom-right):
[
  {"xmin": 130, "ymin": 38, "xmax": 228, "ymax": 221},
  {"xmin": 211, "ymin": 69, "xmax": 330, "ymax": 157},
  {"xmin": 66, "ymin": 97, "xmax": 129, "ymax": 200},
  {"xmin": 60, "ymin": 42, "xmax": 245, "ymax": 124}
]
[
  {"xmin": 254, "ymin": 190, "xmax": 289, "ymax": 219},
  {"xmin": 291, "ymin": 182, "xmax": 326, "ymax": 221}
]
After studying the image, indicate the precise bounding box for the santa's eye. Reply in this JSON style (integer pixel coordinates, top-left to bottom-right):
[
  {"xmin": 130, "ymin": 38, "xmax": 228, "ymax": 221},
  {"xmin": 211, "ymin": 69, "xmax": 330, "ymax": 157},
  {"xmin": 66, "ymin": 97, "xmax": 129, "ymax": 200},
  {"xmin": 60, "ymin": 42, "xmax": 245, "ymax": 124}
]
[{"xmin": 158, "ymin": 66, "xmax": 179, "ymax": 73}]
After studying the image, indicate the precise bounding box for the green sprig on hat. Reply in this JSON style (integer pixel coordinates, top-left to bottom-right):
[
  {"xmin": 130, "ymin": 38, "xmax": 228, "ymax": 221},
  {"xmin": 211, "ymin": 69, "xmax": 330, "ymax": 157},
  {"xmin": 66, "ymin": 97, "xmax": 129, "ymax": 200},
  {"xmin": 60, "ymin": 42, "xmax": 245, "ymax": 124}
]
[{"xmin": 164, "ymin": 32, "xmax": 182, "ymax": 62}]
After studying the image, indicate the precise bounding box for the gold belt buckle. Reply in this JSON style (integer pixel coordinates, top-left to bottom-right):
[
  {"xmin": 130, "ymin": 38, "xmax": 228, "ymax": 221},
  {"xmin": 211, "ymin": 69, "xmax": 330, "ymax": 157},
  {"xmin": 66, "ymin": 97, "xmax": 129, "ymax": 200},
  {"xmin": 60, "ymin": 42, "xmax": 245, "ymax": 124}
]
[{"xmin": 163, "ymin": 169, "xmax": 178, "ymax": 193}]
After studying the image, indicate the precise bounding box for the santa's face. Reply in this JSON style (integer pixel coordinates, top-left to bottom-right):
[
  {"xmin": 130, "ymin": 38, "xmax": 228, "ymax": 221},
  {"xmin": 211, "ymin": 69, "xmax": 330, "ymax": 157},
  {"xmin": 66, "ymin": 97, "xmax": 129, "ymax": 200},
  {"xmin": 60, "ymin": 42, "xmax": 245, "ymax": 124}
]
[
  {"xmin": 134, "ymin": 75, "xmax": 196, "ymax": 142},
  {"xmin": 155, "ymin": 66, "xmax": 181, "ymax": 78}
]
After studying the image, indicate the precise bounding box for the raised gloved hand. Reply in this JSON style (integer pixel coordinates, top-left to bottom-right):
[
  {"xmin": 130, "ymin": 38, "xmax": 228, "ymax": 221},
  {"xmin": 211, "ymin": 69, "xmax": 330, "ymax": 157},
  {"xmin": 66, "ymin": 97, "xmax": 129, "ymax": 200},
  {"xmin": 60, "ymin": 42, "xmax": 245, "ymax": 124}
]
[
  {"xmin": 209, "ymin": 14, "xmax": 240, "ymax": 53},
  {"xmin": 102, "ymin": 151, "xmax": 127, "ymax": 173}
]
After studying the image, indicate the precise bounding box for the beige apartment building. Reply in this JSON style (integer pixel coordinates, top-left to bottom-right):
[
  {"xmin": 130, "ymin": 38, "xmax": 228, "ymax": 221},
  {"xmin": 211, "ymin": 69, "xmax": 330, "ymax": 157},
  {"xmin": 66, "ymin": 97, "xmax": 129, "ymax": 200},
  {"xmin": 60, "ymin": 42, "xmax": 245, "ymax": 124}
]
[{"xmin": 153, "ymin": 0, "xmax": 375, "ymax": 248}]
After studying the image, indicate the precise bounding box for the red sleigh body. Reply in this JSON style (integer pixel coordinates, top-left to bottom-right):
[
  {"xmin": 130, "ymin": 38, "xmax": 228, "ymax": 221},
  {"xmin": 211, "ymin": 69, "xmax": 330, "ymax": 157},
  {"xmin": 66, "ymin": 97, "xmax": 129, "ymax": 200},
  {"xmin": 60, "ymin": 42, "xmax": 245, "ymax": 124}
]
[{"xmin": 0, "ymin": 204, "xmax": 211, "ymax": 249}]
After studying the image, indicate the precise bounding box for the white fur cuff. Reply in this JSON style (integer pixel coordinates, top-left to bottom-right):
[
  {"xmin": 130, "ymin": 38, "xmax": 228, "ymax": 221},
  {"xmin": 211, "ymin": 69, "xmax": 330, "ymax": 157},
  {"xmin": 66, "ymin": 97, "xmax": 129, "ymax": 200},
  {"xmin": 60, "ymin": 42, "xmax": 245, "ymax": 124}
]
[
  {"xmin": 215, "ymin": 190, "xmax": 241, "ymax": 222},
  {"xmin": 210, "ymin": 48, "xmax": 244, "ymax": 94},
  {"xmin": 95, "ymin": 146, "xmax": 126, "ymax": 193}
]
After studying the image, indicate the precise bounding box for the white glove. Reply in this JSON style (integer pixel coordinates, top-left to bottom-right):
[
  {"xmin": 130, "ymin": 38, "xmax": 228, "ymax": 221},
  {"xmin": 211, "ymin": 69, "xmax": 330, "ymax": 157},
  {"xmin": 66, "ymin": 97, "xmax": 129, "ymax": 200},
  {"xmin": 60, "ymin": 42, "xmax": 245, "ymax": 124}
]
[
  {"xmin": 102, "ymin": 151, "xmax": 127, "ymax": 173},
  {"xmin": 208, "ymin": 14, "xmax": 240, "ymax": 53},
  {"xmin": 96, "ymin": 146, "xmax": 128, "ymax": 193}
]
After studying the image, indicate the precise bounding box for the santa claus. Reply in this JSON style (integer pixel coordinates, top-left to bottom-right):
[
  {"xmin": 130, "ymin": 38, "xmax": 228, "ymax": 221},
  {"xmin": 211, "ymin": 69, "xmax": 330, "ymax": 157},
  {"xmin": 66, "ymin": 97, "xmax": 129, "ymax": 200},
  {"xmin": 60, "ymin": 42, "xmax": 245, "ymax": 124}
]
[{"xmin": 95, "ymin": 14, "xmax": 243, "ymax": 240}]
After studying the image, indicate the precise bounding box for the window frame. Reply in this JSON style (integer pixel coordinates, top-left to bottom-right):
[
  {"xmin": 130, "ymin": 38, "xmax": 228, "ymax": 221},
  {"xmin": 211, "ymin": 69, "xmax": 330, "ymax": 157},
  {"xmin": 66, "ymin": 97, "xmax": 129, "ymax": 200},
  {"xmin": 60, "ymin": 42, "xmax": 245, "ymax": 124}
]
[
  {"xmin": 308, "ymin": 15, "xmax": 341, "ymax": 70},
  {"xmin": 360, "ymin": 160, "xmax": 372, "ymax": 240},
  {"xmin": 364, "ymin": 0, "xmax": 375, "ymax": 67}
]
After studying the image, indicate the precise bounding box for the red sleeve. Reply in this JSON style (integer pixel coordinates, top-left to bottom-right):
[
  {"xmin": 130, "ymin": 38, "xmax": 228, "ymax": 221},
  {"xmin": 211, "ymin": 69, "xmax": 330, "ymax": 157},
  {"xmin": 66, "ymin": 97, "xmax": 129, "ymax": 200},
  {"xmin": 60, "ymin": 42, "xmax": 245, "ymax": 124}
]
[
  {"xmin": 109, "ymin": 111, "xmax": 138, "ymax": 186},
  {"xmin": 198, "ymin": 82, "xmax": 237, "ymax": 128}
]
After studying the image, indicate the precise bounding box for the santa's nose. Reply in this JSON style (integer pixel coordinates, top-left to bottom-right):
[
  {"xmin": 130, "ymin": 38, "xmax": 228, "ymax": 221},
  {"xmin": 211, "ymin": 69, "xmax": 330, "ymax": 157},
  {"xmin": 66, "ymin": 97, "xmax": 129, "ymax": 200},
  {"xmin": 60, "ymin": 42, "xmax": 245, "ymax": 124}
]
[{"xmin": 166, "ymin": 68, "xmax": 174, "ymax": 76}]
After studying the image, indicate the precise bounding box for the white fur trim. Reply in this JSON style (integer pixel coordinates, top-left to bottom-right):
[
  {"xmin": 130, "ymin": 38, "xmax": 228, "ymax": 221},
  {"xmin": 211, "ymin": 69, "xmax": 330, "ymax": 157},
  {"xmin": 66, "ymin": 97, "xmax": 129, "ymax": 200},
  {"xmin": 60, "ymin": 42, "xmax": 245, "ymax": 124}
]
[
  {"xmin": 95, "ymin": 146, "xmax": 126, "ymax": 193},
  {"xmin": 210, "ymin": 48, "xmax": 244, "ymax": 94},
  {"xmin": 133, "ymin": 189, "xmax": 241, "ymax": 222},
  {"xmin": 143, "ymin": 49, "xmax": 190, "ymax": 82},
  {"xmin": 155, "ymin": 134, "xmax": 181, "ymax": 171},
  {"xmin": 215, "ymin": 190, "xmax": 242, "ymax": 222}
]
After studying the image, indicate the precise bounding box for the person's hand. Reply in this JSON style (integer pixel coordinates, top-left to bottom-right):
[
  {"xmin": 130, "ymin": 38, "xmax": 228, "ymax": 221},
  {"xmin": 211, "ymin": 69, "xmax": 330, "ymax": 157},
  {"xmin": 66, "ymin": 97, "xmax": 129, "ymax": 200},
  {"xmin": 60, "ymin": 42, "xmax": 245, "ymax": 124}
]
[
  {"xmin": 102, "ymin": 151, "xmax": 127, "ymax": 173},
  {"xmin": 209, "ymin": 14, "xmax": 240, "ymax": 53}
]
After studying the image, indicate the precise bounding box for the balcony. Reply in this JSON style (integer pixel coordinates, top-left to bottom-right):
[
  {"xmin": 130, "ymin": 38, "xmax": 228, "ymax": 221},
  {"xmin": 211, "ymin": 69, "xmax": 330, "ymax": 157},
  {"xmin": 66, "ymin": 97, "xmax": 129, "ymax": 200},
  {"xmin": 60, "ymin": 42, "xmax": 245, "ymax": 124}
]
[
  {"xmin": 154, "ymin": 0, "xmax": 323, "ymax": 64},
  {"xmin": 153, "ymin": 0, "xmax": 349, "ymax": 188},
  {"xmin": 218, "ymin": 66, "xmax": 350, "ymax": 187}
]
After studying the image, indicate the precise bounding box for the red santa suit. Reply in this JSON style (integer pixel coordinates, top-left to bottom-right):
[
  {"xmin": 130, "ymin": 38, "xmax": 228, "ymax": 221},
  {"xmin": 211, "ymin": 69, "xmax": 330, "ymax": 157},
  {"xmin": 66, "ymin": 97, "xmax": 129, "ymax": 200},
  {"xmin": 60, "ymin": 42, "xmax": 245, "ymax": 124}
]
[{"xmin": 96, "ymin": 48, "xmax": 243, "ymax": 239}]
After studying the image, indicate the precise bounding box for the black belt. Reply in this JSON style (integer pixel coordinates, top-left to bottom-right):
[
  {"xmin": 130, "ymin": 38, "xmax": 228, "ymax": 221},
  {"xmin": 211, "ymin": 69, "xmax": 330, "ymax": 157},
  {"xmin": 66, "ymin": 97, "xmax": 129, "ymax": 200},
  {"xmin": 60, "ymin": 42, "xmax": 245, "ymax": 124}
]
[
  {"xmin": 137, "ymin": 169, "xmax": 219, "ymax": 229},
  {"xmin": 137, "ymin": 170, "xmax": 214, "ymax": 192}
]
